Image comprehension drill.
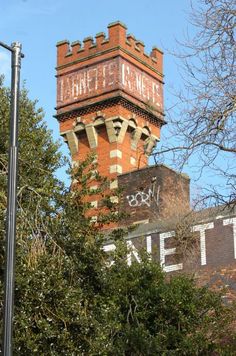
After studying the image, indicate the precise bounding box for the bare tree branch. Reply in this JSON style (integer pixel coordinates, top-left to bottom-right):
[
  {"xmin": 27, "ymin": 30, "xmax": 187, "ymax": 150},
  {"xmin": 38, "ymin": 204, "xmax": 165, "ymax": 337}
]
[{"xmin": 154, "ymin": 0, "xmax": 236, "ymax": 207}]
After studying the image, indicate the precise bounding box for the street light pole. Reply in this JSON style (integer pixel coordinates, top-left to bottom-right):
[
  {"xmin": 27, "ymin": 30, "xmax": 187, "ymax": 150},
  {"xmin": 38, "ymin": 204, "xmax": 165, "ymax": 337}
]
[{"xmin": 0, "ymin": 41, "xmax": 23, "ymax": 356}]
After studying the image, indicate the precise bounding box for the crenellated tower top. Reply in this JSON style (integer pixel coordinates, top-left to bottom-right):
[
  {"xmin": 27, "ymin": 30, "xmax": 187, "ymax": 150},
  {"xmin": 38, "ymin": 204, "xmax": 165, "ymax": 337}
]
[
  {"xmin": 56, "ymin": 22, "xmax": 164, "ymax": 121},
  {"xmin": 55, "ymin": 22, "xmax": 165, "ymax": 220},
  {"xmin": 57, "ymin": 21, "xmax": 163, "ymax": 75}
]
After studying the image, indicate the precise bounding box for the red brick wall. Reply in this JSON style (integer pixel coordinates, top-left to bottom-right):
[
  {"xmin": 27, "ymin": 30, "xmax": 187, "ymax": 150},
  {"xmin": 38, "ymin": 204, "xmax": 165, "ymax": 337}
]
[
  {"xmin": 56, "ymin": 22, "xmax": 165, "ymax": 188},
  {"xmin": 103, "ymin": 208, "xmax": 236, "ymax": 302},
  {"xmin": 118, "ymin": 164, "xmax": 190, "ymax": 224}
]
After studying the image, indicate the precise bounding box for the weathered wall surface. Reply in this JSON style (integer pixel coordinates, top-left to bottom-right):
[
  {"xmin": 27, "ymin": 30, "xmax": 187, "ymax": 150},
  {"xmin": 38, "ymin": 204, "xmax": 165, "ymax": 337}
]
[
  {"xmin": 104, "ymin": 207, "xmax": 236, "ymax": 302},
  {"xmin": 57, "ymin": 57, "xmax": 163, "ymax": 112},
  {"xmin": 56, "ymin": 22, "xmax": 164, "ymax": 117},
  {"xmin": 118, "ymin": 164, "xmax": 190, "ymax": 224}
]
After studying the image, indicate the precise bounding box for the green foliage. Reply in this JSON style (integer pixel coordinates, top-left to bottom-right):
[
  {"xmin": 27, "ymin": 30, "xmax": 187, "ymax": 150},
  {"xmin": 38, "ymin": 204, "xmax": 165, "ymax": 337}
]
[
  {"xmin": 100, "ymin": 251, "xmax": 236, "ymax": 355},
  {"xmin": 0, "ymin": 78, "xmax": 235, "ymax": 354},
  {"xmin": 0, "ymin": 75, "xmax": 64, "ymax": 240}
]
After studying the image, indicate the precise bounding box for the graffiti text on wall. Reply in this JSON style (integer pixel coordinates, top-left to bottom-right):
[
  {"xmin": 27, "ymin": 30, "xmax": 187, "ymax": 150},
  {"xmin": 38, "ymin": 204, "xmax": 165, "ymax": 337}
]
[{"xmin": 126, "ymin": 180, "xmax": 160, "ymax": 208}]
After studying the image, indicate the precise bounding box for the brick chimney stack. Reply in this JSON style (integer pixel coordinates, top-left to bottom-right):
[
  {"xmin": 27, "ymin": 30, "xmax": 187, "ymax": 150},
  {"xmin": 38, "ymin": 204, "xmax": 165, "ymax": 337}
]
[{"xmin": 56, "ymin": 21, "xmax": 165, "ymax": 191}]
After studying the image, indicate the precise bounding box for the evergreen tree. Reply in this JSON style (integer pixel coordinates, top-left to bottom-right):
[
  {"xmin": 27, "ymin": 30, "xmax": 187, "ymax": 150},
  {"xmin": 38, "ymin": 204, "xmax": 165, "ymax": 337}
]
[
  {"xmin": 0, "ymin": 79, "xmax": 235, "ymax": 354},
  {"xmin": 0, "ymin": 76, "xmax": 63, "ymax": 240}
]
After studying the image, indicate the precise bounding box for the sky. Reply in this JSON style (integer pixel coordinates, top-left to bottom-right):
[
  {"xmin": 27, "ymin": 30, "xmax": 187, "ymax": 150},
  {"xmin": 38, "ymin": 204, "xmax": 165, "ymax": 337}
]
[{"xmin": 0, "ymin": 0, "xmax": 204, "ymax": 196}]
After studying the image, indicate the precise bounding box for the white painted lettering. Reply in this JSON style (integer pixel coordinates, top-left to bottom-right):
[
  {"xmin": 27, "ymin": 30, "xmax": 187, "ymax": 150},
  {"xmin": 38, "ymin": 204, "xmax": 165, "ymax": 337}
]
[
  {"xmin": 79, "ymin": 72, "xmax": 87, "ymax": 95},
  {"xmin": 57, "ymin": 59, "xmax": 162, "ymax": 109},
  {"xmin": 146, "ymin": 235, "xmax": 152, "ymax": 259},
  {"xmin": 102, "ymin": 64, "xmax": 108, "ymax": 88},
  {"xmin": 135, "ymin": 72, "xmax": 142, "ymax": 94},
  {"xmin": 127, "ymin": 240, "xmax": 141, "ymax": 266},
  {"xmin": 64, "ymin": 77, "xmax": 71, "ymax": 100},
  {"xmin": 192, "ymin": 223, "xmax": 214, "ymax": 265},
  {"xmin": 71, "ymin": 75, "xmax": 79, "ymax": 98},
  {"xmin": 108, "ymin": 63, "xmax": 115, "ymax": 86},
  {"xmin": 223, "ymin": 218, "xmax": 236, "ymax": 259},
  {"xmin": 141, "ymin": 75, "xmax": 146, "ymax": 99},
  {"xmin": 103, "ymin": 62, "xmax": 116, "ymax": 88},
  {"xmin": 121, "ymin": 63, "xmax": 132, "ymax": 90},
  {"xmin": 59, "ymin": 78, "xmax": 64, "ymax": 102},
  {"xmin": 103, "ymin": 243, "xmax": 116, "ymax": 266},
  {"xmin": 121, "ymin": 63, "xmax": 125, "ymax": 86},
  {"xmin": 160, "ymin": 231, "xmax": 183, "ymax": 272},
  {"xmin": 152, "ymin": 83, "xmax": 160, "ymax": 106},
  {"xmin": 87, "ymin": 68, "xmax": 97, "ymax": 92}
]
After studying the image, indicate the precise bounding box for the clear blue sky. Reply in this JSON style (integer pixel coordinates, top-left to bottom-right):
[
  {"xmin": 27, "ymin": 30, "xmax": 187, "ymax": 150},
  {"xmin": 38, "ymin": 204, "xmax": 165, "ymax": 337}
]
[{"xmin": 1, "ymin": 0, "xmax": 203, "ymax": 195}]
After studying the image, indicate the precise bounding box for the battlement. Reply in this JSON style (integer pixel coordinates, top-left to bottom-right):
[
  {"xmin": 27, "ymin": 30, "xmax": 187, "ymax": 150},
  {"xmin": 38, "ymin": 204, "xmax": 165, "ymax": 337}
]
[{"xmin": 56, "ymin": 21, "xmax": 163, "ymax": 74}]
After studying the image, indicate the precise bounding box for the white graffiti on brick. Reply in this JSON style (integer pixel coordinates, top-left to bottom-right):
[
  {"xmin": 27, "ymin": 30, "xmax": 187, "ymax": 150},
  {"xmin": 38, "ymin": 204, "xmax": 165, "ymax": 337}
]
[{"xmin": 126, "ymin": 181, "xmax": 160, "ymax": 208}]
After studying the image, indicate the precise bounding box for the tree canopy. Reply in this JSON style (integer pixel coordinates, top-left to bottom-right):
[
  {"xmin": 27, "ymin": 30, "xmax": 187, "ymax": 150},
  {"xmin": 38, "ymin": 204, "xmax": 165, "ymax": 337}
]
[{"xmin": 0, "ymin": 78, "xmax": 235, "ymax": 354}]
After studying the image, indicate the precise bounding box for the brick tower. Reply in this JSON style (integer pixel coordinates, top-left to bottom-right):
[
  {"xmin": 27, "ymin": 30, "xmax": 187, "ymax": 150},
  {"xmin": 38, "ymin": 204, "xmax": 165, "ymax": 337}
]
[{"xmin": 56, "ymin": 21, "xmax": 164, "ymax": 193}]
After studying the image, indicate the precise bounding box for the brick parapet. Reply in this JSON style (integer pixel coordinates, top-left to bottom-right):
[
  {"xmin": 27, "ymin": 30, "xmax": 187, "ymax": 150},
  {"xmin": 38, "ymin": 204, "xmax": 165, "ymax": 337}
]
[{"xmin": 56, "ymin": 21, "xmax": 163, "ymax": 75}]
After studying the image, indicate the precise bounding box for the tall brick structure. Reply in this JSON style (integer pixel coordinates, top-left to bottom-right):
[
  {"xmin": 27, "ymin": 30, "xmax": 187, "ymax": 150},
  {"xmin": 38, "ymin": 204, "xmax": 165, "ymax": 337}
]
[
  {"xmin": 56, "ymin": 22, "xmax": 191, "ymax": 224},
  {"xmin": 56, "ymin": 21, "xmax": 164, "ymax": 187},
  {"xmin": 55, "ymin": 23, "xmax": 236, "ymax": 301}
]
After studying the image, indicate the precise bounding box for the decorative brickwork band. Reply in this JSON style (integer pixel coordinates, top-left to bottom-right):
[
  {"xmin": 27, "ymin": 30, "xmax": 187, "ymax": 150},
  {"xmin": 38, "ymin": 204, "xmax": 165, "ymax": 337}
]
[{"xmin": 61, "ymin": 116, "xmax": 159, "ymax": 158}]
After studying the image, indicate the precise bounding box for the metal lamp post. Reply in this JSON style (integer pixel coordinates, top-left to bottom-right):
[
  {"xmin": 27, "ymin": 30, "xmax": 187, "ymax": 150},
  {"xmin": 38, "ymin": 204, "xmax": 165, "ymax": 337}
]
[{"xmin": 0, "ymin": 41, "xmax": 24, "ymax": 356}]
